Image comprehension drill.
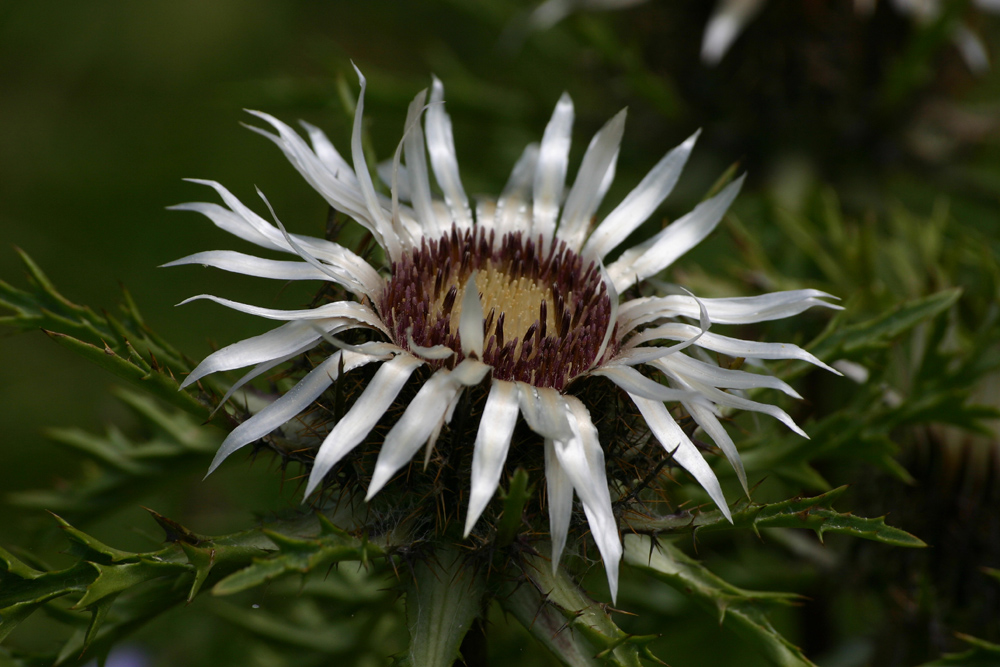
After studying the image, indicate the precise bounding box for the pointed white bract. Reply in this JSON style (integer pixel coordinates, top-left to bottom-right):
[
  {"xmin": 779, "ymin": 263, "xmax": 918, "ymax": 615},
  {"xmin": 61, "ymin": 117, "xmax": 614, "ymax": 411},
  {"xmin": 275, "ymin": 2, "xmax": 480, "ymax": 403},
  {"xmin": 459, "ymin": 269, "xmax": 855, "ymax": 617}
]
[
  {"xmin": 495, "ymin": 144, "xmax": 540, "ymax": 235},
  {"xmin": 583, "ymin": 129, "xmax": 699, "ymax": 260},
  {"xmin": 544, "ymin": 437, "xmax": 574, "ymax": 570},
  {"xmin": 459, "ymin": 272, "xmax": 485, "ymax": 358},
  {"xmin": 305, "ymin": 353, "xmax": 424, "ymax": 497},
  {"xmin": 206, "ymin": 349, "xmax": 385, "ymax": 475},
  {"xmin": 171, "ymin": 68, "xmax": 837, "ymax": 602},
  {"xmin": 557, "ymin": 397, "xmax": 622, "ymax": 601},
  {"xmin": 557, "ymin": 108, "xmax": 626, "ymax": 251},
  {"xmin": 606, "ymin": 175, "xmax": 745, "ymax": 292},
  {"xmin": 427, "ymin": 76, "xmax": 473, "ymax": 230},
  {"xmin": 465, "ymin": 380, "xmax": 520, "ymax": 536},
  {"xmin": 533, "ymin": 93, "xmax": 574, "ymax": 241}
]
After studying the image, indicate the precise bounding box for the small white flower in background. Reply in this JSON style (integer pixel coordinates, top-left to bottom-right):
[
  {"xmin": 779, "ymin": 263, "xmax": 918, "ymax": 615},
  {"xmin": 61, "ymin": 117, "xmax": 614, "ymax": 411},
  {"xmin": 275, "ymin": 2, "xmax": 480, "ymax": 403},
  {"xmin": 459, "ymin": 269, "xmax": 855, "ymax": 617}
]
[
  {"xmin": 701, "ymin": 0, "xmax": 766, "ymax": 66},
  {"xmin": 703, "ymin": 0, "xmax": 998, "ymax": 72},
  {"xmin": 168, "ymin": 66, "xmax": 839, "ymax": 601},
  {"xmin": 528, "ymin": 0, "xmax": 649, "ymax": 31},
  {"xmin": 525, "ymin": 0, "xmax": 998, "ymax": 73}
]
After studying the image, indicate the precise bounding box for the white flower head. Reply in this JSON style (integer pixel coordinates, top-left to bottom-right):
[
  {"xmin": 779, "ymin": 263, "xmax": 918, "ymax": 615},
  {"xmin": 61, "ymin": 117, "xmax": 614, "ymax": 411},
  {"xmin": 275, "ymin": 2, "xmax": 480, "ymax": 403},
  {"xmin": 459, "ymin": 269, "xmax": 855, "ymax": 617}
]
[{"xmin": 169, "ymin": 66, "xmax": 839, "ymax": 602}]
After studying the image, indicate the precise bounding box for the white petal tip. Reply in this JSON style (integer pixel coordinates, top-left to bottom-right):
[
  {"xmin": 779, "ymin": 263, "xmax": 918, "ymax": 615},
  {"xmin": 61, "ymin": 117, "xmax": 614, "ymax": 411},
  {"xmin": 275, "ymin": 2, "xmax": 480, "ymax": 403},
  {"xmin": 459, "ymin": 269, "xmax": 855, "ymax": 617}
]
[
  {"xmin": 463, "ymin": 496, "xmax": 490, "ymax": 538},
  {"xmin": 364, "ymin": 472, "xmax": 388, "ymax": 501},
  {"xmin": 787, "ymin": 420, "xmax": 810, "ymax": 439},
  {"xmin": 204, "ymin": 459, "xmax": 223, "ymax": 479},
  {"xmin": 302, "ymin": 476, "xmax": 321, "ymax": 500}
]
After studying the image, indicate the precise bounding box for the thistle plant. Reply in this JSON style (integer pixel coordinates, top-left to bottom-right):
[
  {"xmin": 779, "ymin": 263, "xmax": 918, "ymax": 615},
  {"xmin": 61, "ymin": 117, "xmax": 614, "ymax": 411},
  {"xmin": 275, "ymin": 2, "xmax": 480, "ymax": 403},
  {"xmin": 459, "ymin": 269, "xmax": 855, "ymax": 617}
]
[{"xmin": 2, "ymin": 7, "xmax": 999, "ymax": 663}]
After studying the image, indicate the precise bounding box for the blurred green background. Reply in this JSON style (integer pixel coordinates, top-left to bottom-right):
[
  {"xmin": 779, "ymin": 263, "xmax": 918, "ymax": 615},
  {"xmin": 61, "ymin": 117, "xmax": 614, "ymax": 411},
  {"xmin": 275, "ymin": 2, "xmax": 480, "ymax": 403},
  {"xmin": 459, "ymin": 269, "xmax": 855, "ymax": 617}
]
[{"xmin": 2, "ymin": 1, "xmax": 1000, "ymax": 666}]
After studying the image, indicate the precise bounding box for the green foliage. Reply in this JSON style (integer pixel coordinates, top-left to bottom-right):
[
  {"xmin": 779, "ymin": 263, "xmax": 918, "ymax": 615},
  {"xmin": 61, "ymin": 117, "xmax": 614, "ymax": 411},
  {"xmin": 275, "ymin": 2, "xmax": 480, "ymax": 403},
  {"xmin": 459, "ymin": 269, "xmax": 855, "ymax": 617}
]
[
  {"xmin": 625, "ymin": 535, "xmax": 813, "ymax": 667},
  {"xmin": 499, "ymin": 550, "xmax": 655, "ymax": 667},
  {"xmin": 496, "ymin": 468, "xmax": 534, "ymax": 548},
  {"xmin": 916, "ymin": 635, "xmax": 1000, "ymax": 667},
  {"xmin": 0, "ymin": 249, "xmax": 228, "ymax": 431},
  {"xmin": 8, "ymin": 389, "xmax": 219, "ymax": 523},
  {"xmin": 808, "ymin": 288, "xmax": 961, "ymax": 362},
  {"xmin": 0, "ymin": 508, "xmax": 394, "ymax": 666},
  {"xmin": 627, "ymin": 486, "xmax": 925, "ymax": 548},
  {"xmin": 721, "ymin": 192, "xmax": 1000, "ymax": 495}
]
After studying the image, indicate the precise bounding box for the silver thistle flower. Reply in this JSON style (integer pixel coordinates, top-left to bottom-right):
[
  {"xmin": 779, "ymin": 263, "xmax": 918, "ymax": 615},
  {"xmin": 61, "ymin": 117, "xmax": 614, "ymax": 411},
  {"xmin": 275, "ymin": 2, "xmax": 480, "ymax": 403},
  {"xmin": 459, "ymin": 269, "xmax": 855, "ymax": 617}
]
[{"xmin": 168, "ymin": 66, "xmax": 839, "ymax": 601}]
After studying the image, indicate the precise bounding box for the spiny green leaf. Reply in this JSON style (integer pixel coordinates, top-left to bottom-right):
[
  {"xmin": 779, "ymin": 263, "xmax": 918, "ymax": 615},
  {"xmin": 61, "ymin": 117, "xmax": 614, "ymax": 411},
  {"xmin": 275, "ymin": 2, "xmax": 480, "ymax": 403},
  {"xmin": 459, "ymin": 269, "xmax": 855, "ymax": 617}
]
[
  {"xmin": 500, "ymin": 550, "xmax": 651, "ymax": 667},
  {"xmin": 0, "ymin": 251, "xmax": 238, "ymax": 441},
  {"xmin": 82, "ymin": 594, "xmax": 119, "ymax": 651},
  {"xmin": 317, "ymin": 510, "xmax": 353, "ymax": 539},
  {"xmin": 499, "ymin": 579, "xmax": 602, "ymax": 667},
  {"xmin": 626, "ymin": 487, "xmax": 926, "ymax": 547},
  {"xmin": 399, "ymin": 546, "xmax": 486, "ymax": 667},
  {"xmin": 178, "ymin": 543, "xmax": 216, "ymax": 602},
  {"xmin": 50, "ymin": 514, "xmax": 141, "ymax": 564},
  {"xmin": 624, "ymin": 535, "xmax": 814, "ymax": 667},
  {"xmin": 43, "ymin": 331, "xmax": 227, "ymax": 431},
  {"xmin": 0, "ymin": 561, "xmax": 97, "ymax": 610},
  {"xmin": 145, "ymin": 508, "xmax": 206, "ymax": 546},
  {"xmin": 0, "ymin": 249, "xmax": 113, "ymax": 345},
  {"xmin": 915, "ymin": 634, "xmax": 1000, "ymax": 666},
  {"xmin": 75, "ymin": 560, "xmax": 190, "ymax": 609},
  {"xmin": 809, "ymin": 288, "xmax": 961, "ymax": 360},
  {"xmin": 41, "ymin": 426, "xmax": 152, "ymax": 475},
  {"xmin": 52, "ymin": 576, "xmax": 189, "ymax": 667},
  {"xmin": 1, "ymin": 250, "xmax": 194, "ymax": 380},
  {"xmin": 113, "ymin": 388, "xmax": 218, "ymax": 451},
  {"xmin": 9, "ymin": 391, "xmax": 222, "ymax": 526},
  {"xmin": 211, "ymin": 524, "xmax": 380, "ymax": 596},
  {"xmin": 0, "ymin": 508, "xmax": 375, "ymax": 659},
  {"xmin": 0, "ymin": 547, "xmax": 43, "ymax": 580}
]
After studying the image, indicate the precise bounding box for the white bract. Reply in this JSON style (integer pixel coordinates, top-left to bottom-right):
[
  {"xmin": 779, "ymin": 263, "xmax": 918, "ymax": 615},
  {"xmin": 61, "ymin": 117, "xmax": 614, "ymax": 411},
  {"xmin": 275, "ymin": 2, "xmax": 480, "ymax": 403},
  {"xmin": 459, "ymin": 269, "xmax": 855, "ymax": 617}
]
[{"xmin": 169, "ymin": 66, "xmax": 839, "ymax": 601}]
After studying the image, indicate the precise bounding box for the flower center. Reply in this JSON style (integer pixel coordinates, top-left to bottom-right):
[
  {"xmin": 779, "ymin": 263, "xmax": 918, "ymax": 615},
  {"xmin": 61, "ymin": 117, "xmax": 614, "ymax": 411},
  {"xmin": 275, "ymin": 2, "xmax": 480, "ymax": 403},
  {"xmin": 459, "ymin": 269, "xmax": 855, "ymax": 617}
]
[{"xmin": 380, "ymin": 225, "xmax": 614, "ymax": 390}]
